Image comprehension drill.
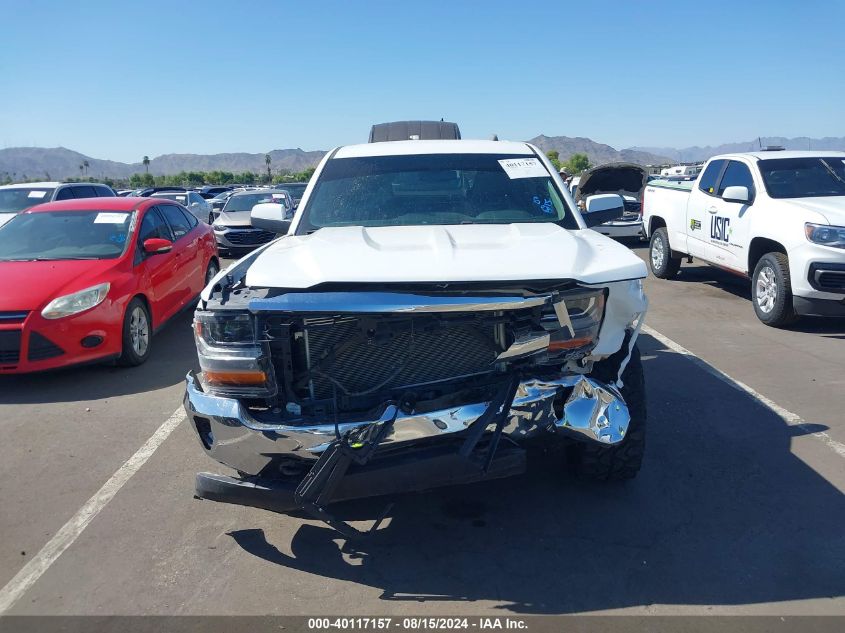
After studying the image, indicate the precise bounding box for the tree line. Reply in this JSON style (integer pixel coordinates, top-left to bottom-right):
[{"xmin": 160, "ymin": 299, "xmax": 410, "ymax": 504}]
[
  {"xmin": 2, "ymin": 153, "xmax": 586, "ymax": 189},
  {"xmin": 0, "ymin": 167, "xmax": 316, "ymax": 188},
  {"xmin": 545, "ymin": 151, "xmax": 592, "ymax": 175},
  {"xmin": 126, "ymin": 167, "xmax": 316, "ymax": 189}
]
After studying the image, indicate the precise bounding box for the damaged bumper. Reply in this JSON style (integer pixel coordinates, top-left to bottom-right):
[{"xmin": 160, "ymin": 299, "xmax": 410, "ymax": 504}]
[{"xmin": 184, "ymin": 369, "xmax": 631, "ymax": 478}]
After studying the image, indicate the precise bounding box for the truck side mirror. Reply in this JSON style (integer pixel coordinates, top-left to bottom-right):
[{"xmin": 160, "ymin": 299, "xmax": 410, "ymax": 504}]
[
  {"xmin": 250, "ymin": 202, "xmax": 291, "ymax": 235},
  {"xmin": 581, "ymin": 194, "xmax": 625, "ymax": 228},
  {"xmin": 722, "ymin": 185, "xmax": 750, "ymax": 204}
]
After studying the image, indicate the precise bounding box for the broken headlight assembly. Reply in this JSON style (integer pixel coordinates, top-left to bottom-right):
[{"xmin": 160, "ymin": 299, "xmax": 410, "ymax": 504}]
[
  {"xmin": 542, "ymin": 289, "xmax": 606, "ymax": 355},
  {"xmin": 193, "ymin": 311, "xmax": 276, "ymax": 397}
]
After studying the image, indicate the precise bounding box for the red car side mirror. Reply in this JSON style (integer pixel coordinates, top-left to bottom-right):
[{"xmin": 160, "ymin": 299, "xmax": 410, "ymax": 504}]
[{"xmin": 143, "ymin": 238, "xmax": 173, "ymax": 254}]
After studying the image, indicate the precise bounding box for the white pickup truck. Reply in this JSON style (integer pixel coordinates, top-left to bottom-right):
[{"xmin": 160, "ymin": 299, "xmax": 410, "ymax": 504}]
[
  {"xmin": 185, "ymin": 139, "xmax": 649, "ymax": 537},
  {"xmin": 642, "ymin": 151, "xmax": 845, "ymax": 326}
]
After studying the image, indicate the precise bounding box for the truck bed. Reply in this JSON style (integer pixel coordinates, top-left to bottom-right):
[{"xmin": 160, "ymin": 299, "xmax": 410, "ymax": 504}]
[{"xmin": 648, "ymin": 179, "xmax": 694, "ymax": 192}]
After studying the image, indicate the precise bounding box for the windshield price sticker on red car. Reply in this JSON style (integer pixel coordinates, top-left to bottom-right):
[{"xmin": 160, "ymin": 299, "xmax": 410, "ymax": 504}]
[
  {"xmin": 94, "ymin": 212, "xmax": 130, "ymax": 224},
  {"xmin": 498, "ymin": 157, "xmax": 548, "ymax": 179}
]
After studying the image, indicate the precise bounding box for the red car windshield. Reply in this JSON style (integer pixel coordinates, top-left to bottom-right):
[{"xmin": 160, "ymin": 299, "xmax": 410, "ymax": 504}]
[{"xmin": 0, "ymin": 210, "xmax": 134, "ymax": 261}]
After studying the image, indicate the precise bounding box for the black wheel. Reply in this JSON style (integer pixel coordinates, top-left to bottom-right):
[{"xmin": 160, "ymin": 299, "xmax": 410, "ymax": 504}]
[
  {"xmin": 118, "ymin": 297, "xmax": 152, "ymax": 367},
  {"xmin": 649, "ymin": 227, "xmax": 681, "ymax": 278},
  {"xmin": 204, "ymin": 259, "xmax": 219, "ymax": 286},
  {"xmin": 567, "ymin": 345, "xmax": 646, "ymax": 481},
  {"xmin": 752, "ymin": 252, "xmax": 798, "ymax": 327}
]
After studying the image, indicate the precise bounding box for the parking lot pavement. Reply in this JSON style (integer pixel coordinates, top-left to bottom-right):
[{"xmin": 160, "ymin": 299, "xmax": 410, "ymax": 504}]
[
  {"xmin": 628, "ymin": 242, "xmax": 845, "ymax": 457},
  {"xmin": 1, "ymin": 253, "xmax": 843, "ymax": 615}
]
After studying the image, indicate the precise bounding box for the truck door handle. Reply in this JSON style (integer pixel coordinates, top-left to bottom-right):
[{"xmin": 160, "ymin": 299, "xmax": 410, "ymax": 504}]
[{"xmin": 707, "ymin": 207, "xmax": 718, "ymax": 214}]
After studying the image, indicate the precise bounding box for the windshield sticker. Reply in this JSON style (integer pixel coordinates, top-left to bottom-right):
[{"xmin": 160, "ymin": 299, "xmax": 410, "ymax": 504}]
[
  {"xmin": 109, "ymin": 233, "xmax": 127, "ymax": 244},
  {"xmin": 532, "ymin": 195, "xmax": 555, "ymax": 214},
  {"xmin": 94, "ymin": 212, "xmax": 129, "ymax": 224},
  {"xmin": 27, "ymin": 191, "xmax": 47, "ymax": 199},
  {"xmin": 498, "ymin": 158, "xmax": 548, "ymax": 179},
  {"xmin": 271, "ymin": 193, "xmax": 285, "ymax": 199}
]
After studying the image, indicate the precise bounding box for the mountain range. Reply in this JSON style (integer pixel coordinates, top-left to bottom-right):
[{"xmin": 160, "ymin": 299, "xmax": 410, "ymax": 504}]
[
  {"xmin": 0, "ymin": 147, "xmax": 324, "ymax": 181},
  {"xmin": 2, "ymin": 135, "xmax": 844, "ymax": 181},
  {"xmin": 630, "ymin": 136, "xmax": 845, "ymax": 163},
  {"xmin": 527, "ymin": 135, "xmax": 674, "ymax": 167}
]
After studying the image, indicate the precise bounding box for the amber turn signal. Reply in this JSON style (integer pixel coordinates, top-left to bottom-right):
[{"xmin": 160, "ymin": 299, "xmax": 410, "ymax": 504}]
[
  {"xmin": 204, "ymin": 370, "xmax": 267, "ymax": 386},
  {"xmin": 548, "ymin": 336, "xmax": 594, "ymax": 351}
]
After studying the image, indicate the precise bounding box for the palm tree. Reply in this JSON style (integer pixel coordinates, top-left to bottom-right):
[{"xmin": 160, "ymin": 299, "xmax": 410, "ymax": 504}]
[
  {"xmin": 83, "ymin": 160, "xmax": 89, "ymax": 175},
  {"xmin": 265, "ymin": 154, "xmax": 272, "ymax": 184},
  {"xmin": 142, "ymin": 156, "xmax": 150, "ymax": 174},
  {"xmin": 79, "ymin": 164, "xmax": 84, "ymax": 177}
]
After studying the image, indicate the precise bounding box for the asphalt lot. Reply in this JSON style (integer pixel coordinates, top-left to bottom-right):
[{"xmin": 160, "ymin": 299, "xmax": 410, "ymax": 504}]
[{"xmin": 1, "ymin": 244, "xmax": 844, "ymax": 616}]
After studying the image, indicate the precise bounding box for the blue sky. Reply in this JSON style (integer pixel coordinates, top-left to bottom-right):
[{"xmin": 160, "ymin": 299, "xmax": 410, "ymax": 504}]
[{"xmin": 1, "ymin": 0, "xmax": 843, "ymax": 162}]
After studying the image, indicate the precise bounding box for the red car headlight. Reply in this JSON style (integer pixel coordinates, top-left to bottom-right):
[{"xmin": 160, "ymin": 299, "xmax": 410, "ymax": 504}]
[{"xmin": 41, "ymin": 283, "xmax": 110, "ymax": 320}]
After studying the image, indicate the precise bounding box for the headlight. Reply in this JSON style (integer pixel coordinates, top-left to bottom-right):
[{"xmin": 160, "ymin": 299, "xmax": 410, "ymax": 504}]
[
  {"xmin": 195, "ymin": 311, "xmax": 254, "ymax": 345},
  {"xmin": 541, "ymin": 288, "xmax": 606, "ymax": 355},
  {"xmin": 194, "ymin": 311, "xmax": 275, "ymax": 397},
  {"xmin": 806, "ymin": 223, "xmax": 845, "ymax": 249},
  {"xmin": 212, "ymin": 223, "xmax": 225, "ymax": 231},
  {"xmin": 41, "ymin": 283, "xmax": 110, "ymax": 320}
]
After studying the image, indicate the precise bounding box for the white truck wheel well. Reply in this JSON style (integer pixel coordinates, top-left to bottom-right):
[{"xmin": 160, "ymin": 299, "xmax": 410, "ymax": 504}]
[
  {"xmin": 748, "ymin": 237, "xmax": 786, "ymax": 276},
  {"xmin": 647, "ymin": 216, "xmax": 666, "ymax": 236}
]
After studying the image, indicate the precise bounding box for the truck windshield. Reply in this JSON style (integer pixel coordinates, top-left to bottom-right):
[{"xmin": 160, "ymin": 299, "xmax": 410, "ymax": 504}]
[
  {"xmin": 0, "ymin": 210, "xmax": 133, "ymax": 261},
  {"xmin": 296, "ymin": 153, "xmax": 577, "ymax": 233},
  {"xmin": 758, "ymin": 157, "xmax": 845, "ymax": 199},
  {"xmin": 0, "ymin": 188, "xmax": 56, "ymax": 213},
  {"xmin": 224, "ymin": 193, "xmax": 282, "ymax": 212}
]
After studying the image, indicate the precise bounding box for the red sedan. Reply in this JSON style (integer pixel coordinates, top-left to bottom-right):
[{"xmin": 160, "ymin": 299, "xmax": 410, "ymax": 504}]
[{"xmin": 0, "ymin": 197, "xmax": 219, "ymax": 373}]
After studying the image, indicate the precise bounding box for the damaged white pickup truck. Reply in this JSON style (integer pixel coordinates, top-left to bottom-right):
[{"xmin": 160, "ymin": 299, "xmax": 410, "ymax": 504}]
[{"xmin": 184, "ymin": 140, "xmax": 649, "ymax": 537}]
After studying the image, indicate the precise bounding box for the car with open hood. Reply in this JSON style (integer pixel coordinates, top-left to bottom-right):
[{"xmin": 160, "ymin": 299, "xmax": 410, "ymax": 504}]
[
  {"xmin": 573, "ymin": 162, "xmax": 648, "ymax": 239},
  {"xmin": 0, "ymin": 197, "xmax": 218, "ymax": 373},
  {"xmin": 185, "ymin": 139, "xmax": 648, "ymax": 538}
]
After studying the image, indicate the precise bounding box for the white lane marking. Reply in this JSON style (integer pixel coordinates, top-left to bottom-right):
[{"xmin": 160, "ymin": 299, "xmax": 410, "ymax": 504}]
[
  {"xmin": 0, "ymin": 408, "xmax": 187, "ymax": 614},
  {"xmin": 643, "ymin": 324, "xmax": 845, "ymax": 459}
]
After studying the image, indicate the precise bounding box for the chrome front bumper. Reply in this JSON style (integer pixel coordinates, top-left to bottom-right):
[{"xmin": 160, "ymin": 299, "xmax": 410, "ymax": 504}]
[{"xmin": 184, "ymin": 370, "xmax": 631, "ymax": 476}]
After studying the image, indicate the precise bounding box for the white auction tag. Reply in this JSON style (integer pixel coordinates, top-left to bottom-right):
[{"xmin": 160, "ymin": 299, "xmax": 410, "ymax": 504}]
[
  {"xmin": 94, "ymin": 212, "xmax": 130, "ymax": 224},
  {"xmin": 498, "ymin": 157, "xmax": 548, "ymax": 179},
  {"xmin": 27, "ymin": 190, "xmax": 47, "ymax": 199}
]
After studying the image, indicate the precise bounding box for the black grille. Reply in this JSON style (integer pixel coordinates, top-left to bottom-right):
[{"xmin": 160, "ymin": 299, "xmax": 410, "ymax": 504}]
[
  {"xmin": 27, "ymin": 332, "xmax": 64, "ymax": 361},
  {"xmin": 295, "ymin": 316, "xmax": 500, "ymax": 400},
  {"xmin": 225, "ymin": 229, "xmax": 276, "ymax": 245},
  {"xmin": 817, "ymin": 271, "xmax": 845, "ymax": 291},
  {"xmin": 0, "ymin": 330, "xmax": 22, "ymax": 365},
  {"xmin": 0, "ymin": 311, "xmax": 29, "ymax": 325}
]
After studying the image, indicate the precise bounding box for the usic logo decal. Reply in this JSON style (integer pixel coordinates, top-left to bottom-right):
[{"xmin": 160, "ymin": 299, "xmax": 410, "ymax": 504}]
[{"xmin": 710, "ymin": 216, "xmax": 731, "ymax": 242}]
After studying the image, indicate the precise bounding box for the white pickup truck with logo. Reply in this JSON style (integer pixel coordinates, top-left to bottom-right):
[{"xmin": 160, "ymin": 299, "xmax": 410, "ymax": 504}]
[{"xmin": 642, "ymin": 151, "xmax": 845, "ymax": 326}]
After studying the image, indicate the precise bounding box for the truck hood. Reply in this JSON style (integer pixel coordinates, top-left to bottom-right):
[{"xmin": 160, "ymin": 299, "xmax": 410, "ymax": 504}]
[
  {"xmin": 243, "ymin": 224, "xmax": 647, "ymax": 290},
  {"xmin": 787, "ymin": 197, "xmax": 845, "ymax": 225},
  {"xmin": 575, "ymin": 163, "xmax": 648, "ymax": 201}
]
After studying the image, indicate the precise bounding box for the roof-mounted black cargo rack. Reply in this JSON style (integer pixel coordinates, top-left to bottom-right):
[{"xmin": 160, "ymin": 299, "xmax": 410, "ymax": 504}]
[{"xmin": 369, "ymin": 120, "xmax": 461, "ymax": 143}]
